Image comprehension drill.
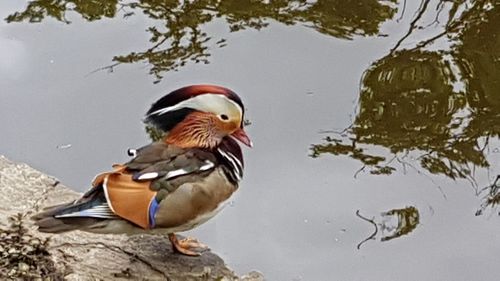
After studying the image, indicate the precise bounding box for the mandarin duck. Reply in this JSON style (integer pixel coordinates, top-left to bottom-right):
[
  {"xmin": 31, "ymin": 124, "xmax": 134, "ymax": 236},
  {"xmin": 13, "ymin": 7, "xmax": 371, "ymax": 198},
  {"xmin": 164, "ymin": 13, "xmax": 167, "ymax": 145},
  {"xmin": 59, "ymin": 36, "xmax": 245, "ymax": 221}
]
[{"xmin": 33, "ymin": 85, "xmax": 251, "ymax": 256}]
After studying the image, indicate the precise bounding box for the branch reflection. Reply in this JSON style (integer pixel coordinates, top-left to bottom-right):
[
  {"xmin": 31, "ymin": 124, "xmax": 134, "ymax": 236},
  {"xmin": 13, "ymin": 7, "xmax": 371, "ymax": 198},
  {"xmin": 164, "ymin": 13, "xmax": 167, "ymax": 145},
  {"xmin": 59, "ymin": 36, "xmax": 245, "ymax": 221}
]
[
  {"xmin": 6, "ymin": 0, "xmax": 398, "ymax": 82},
  {"xmin": 312, "ymin": 0, "xmax": 500, "ymax": 185}
]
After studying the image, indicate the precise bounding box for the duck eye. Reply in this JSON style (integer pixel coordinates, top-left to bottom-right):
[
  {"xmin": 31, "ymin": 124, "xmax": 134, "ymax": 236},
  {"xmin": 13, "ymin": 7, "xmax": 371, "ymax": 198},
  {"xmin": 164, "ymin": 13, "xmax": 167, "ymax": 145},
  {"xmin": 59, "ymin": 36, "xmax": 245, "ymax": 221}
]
[{"xmin": 220, "ymin": 114, "xmax": 229, "ymax": 121}]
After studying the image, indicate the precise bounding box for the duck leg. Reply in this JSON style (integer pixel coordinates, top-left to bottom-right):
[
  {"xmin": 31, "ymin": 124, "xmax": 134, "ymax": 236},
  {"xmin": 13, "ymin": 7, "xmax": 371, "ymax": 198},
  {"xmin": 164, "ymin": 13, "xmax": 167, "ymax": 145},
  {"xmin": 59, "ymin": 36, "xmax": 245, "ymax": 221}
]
[{"xmin": 168, "ymin": 233, "xmax": 209, "ymax": 256}]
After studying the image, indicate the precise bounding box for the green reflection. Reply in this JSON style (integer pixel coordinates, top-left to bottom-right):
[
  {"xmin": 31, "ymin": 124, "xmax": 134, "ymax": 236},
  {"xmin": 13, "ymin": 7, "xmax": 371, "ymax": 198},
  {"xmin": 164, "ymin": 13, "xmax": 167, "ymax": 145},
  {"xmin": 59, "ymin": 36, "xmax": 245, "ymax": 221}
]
[
  {"xmin": 312, "ymin": 0, "xmax": 500, "ymax": 183},
  {"xmin": 454, "ymin": 1, "xmax": 500, "ymax": 140},
  {"xmin": 6, "ymin": 0, "xmax": 118, "ymax": 23},
  {"xmin": 145, "ymin": 124, "xmax": 164, "ymax": 142},
  {"xmin": 6, "ymin": 0, "xmax": 397, "ymax": 82}
]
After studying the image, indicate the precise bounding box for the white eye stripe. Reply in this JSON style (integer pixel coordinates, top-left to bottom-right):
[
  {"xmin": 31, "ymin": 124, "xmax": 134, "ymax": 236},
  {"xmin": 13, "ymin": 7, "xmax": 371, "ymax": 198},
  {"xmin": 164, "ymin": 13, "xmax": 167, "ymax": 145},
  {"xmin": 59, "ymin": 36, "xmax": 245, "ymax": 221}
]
[{"xmin": 149, "ymin": 94, "xmax": 242, "ymax": 118}]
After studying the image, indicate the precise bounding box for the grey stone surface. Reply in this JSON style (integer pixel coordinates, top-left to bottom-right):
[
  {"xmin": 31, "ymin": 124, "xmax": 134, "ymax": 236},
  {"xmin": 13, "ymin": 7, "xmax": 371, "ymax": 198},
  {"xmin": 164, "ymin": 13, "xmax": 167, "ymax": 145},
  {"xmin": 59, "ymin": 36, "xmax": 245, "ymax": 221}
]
[{"xmin": 0, "ymin": 156, "xmax": 262, "ymax": 281}]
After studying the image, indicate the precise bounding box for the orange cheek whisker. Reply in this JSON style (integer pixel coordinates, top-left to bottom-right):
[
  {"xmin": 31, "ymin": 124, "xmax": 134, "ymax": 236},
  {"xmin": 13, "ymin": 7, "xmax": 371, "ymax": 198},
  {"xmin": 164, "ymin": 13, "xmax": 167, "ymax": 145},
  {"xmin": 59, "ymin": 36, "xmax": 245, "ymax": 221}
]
[{"xmin": 165, "ymin": 112, "xmax": 222, "ymax": 149}]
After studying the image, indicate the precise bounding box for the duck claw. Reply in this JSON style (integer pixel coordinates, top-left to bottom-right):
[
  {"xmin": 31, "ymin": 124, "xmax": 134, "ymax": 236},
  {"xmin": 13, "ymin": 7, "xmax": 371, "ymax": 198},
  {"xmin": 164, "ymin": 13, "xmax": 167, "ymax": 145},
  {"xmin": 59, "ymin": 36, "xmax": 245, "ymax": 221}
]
[{"xmin": 168, "ymin": 234, "xmax": 209, "ymax": 256}]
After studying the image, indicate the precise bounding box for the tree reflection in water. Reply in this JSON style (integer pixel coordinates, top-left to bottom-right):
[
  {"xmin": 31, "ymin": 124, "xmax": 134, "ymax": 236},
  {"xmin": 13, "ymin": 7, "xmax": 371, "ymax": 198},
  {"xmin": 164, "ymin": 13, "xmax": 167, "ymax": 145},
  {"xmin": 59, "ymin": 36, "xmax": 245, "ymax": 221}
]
[
  {"xmin": 5, "ymin": 0, "xmax": 397, "ymax": 82},
  {"xmin": 6, "ymin": 1, "xmax": 500, "ymax": 214},
  {"xmin": 312, "ymin": 0, "xmax": 500, "ymax": 205}
]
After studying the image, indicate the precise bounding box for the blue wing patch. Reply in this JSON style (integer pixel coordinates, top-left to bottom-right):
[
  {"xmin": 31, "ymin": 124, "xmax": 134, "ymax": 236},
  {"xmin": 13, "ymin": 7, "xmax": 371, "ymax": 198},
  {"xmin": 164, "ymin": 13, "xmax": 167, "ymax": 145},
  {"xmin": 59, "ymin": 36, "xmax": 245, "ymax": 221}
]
[{"xmin": 148, "ymin": 198, "xmax": 160, "ymax": 228}]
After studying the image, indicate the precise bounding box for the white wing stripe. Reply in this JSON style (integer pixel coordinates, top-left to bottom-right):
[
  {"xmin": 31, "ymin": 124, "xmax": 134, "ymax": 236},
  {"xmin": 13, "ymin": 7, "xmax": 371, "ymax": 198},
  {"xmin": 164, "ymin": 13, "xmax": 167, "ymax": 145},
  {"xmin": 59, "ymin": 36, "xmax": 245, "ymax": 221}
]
[
  {"xmin": 199, "ymin": 160, "xmax": 215, "ymax": 171},
  {"xmin": 164, "ymin": 160, "xmax": 215, "ymax": 179},
  {"xmin": 137, "ymin": 172, "xmax": 159, "ymax": 180},
  {"xmin": 54, "ymin": 204, "xmax": 117, "ymax": 219},
  {"xmin": 165, "ymin": 168, "xmax": 190, "ymax": 179},
  {"xmin": 102, "ymin": 176, "xmax": 116, "ymax": 213}
]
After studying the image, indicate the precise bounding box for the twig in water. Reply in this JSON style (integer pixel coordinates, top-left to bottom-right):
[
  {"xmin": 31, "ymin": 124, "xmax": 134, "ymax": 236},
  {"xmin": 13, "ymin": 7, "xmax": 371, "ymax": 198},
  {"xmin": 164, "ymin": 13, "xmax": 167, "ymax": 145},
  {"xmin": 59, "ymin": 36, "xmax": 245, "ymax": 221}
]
[{"xmin": 356, "ymin": 210, "xmax": 378, "ymax": 250}]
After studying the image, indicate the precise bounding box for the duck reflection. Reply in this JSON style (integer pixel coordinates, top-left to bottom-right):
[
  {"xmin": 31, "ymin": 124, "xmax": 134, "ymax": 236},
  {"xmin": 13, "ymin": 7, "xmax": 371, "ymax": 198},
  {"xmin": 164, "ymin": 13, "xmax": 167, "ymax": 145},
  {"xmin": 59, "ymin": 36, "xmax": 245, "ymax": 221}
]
[
  {"xmin": 6, "ymin": 0, "xmax": 397, "ymax": 82},
  {"xmin": 379, "ymin": 206, "xmax": 420, "ymax": 241},
  {"xmin": 312, "ymin": 0, "xmax": 500, "ymax": 185},
  {"xmin": 357, "ymin": 206, "xmax": 420, "ymax": 248}
]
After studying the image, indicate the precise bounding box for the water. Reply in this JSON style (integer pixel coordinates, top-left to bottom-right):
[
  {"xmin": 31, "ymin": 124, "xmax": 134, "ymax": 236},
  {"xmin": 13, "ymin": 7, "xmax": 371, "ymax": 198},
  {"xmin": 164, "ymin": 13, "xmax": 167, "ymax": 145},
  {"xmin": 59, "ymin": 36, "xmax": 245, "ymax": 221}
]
[{"xmin": 2, "ymin": 1, "xmax": 500, "ymax": 280}]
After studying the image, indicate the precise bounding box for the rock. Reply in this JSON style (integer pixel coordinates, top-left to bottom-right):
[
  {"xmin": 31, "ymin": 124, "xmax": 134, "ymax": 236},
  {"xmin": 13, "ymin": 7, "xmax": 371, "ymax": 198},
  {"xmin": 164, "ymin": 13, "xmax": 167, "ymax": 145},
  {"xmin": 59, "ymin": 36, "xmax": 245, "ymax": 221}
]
[
  {"xmin": 241, "ymin": 271, "xmax": 265, "ymax": 281},
  {"xmin": 0, "ymin": 156, "xmax": 262, "ymax": 281}
]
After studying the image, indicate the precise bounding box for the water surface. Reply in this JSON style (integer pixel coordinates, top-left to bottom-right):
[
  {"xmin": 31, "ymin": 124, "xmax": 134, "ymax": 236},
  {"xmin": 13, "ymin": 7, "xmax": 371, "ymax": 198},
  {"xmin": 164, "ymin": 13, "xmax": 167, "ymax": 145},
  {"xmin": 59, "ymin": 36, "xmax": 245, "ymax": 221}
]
[{"xmin": 2, "ymin": 1, "xmax": 500, "ymax": 280}]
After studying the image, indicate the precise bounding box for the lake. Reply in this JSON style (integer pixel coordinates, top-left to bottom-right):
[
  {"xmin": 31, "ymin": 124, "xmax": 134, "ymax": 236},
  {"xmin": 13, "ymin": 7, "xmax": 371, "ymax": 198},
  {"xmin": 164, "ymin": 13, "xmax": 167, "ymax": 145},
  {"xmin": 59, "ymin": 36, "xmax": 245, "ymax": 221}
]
[{"xmin": 1, "ymin": 1, "xmax": 500, "ymax": 280}]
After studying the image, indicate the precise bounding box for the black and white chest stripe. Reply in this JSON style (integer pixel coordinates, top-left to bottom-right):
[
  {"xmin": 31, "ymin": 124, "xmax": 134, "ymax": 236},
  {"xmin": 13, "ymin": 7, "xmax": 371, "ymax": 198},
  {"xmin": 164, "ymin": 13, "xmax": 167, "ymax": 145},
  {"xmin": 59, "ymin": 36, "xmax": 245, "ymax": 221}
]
[{"xmin": 217, "ymin": 147, "xmax": 243, "ymax": 182}]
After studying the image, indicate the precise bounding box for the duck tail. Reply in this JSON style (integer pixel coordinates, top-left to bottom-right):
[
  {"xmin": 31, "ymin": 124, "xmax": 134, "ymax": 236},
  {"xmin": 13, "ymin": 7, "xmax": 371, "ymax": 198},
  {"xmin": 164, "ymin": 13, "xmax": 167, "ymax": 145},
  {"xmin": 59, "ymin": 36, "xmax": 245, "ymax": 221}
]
[{"xmin": 32, "ymin": 186, "xmax": 117, "ymax": 233}]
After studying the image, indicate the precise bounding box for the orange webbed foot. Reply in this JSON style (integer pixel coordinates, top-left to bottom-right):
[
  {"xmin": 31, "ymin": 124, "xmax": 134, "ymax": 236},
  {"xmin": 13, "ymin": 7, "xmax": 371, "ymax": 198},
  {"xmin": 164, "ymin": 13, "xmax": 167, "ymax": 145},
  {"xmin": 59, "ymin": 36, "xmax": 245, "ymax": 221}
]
[{"xmin": 168, "ymin": 233, "xmax": 209, "ymax": 256}]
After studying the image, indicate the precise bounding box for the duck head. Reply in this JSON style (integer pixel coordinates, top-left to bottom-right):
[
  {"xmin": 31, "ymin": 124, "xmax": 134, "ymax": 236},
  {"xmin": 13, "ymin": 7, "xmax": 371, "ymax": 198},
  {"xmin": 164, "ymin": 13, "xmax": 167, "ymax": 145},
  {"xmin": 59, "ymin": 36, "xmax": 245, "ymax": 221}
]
[{"xmin": 145, "ymin": 85, "xmax": 252, "ymax": 149}]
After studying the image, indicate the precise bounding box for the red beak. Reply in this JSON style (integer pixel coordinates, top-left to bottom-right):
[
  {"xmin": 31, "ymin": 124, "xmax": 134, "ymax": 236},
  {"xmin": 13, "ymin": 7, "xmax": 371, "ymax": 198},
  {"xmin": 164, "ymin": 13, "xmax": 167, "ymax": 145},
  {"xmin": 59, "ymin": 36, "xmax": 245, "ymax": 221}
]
[{"xmin": 231, "ymin": 128, "xmax": 253, "ymax": 147}]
